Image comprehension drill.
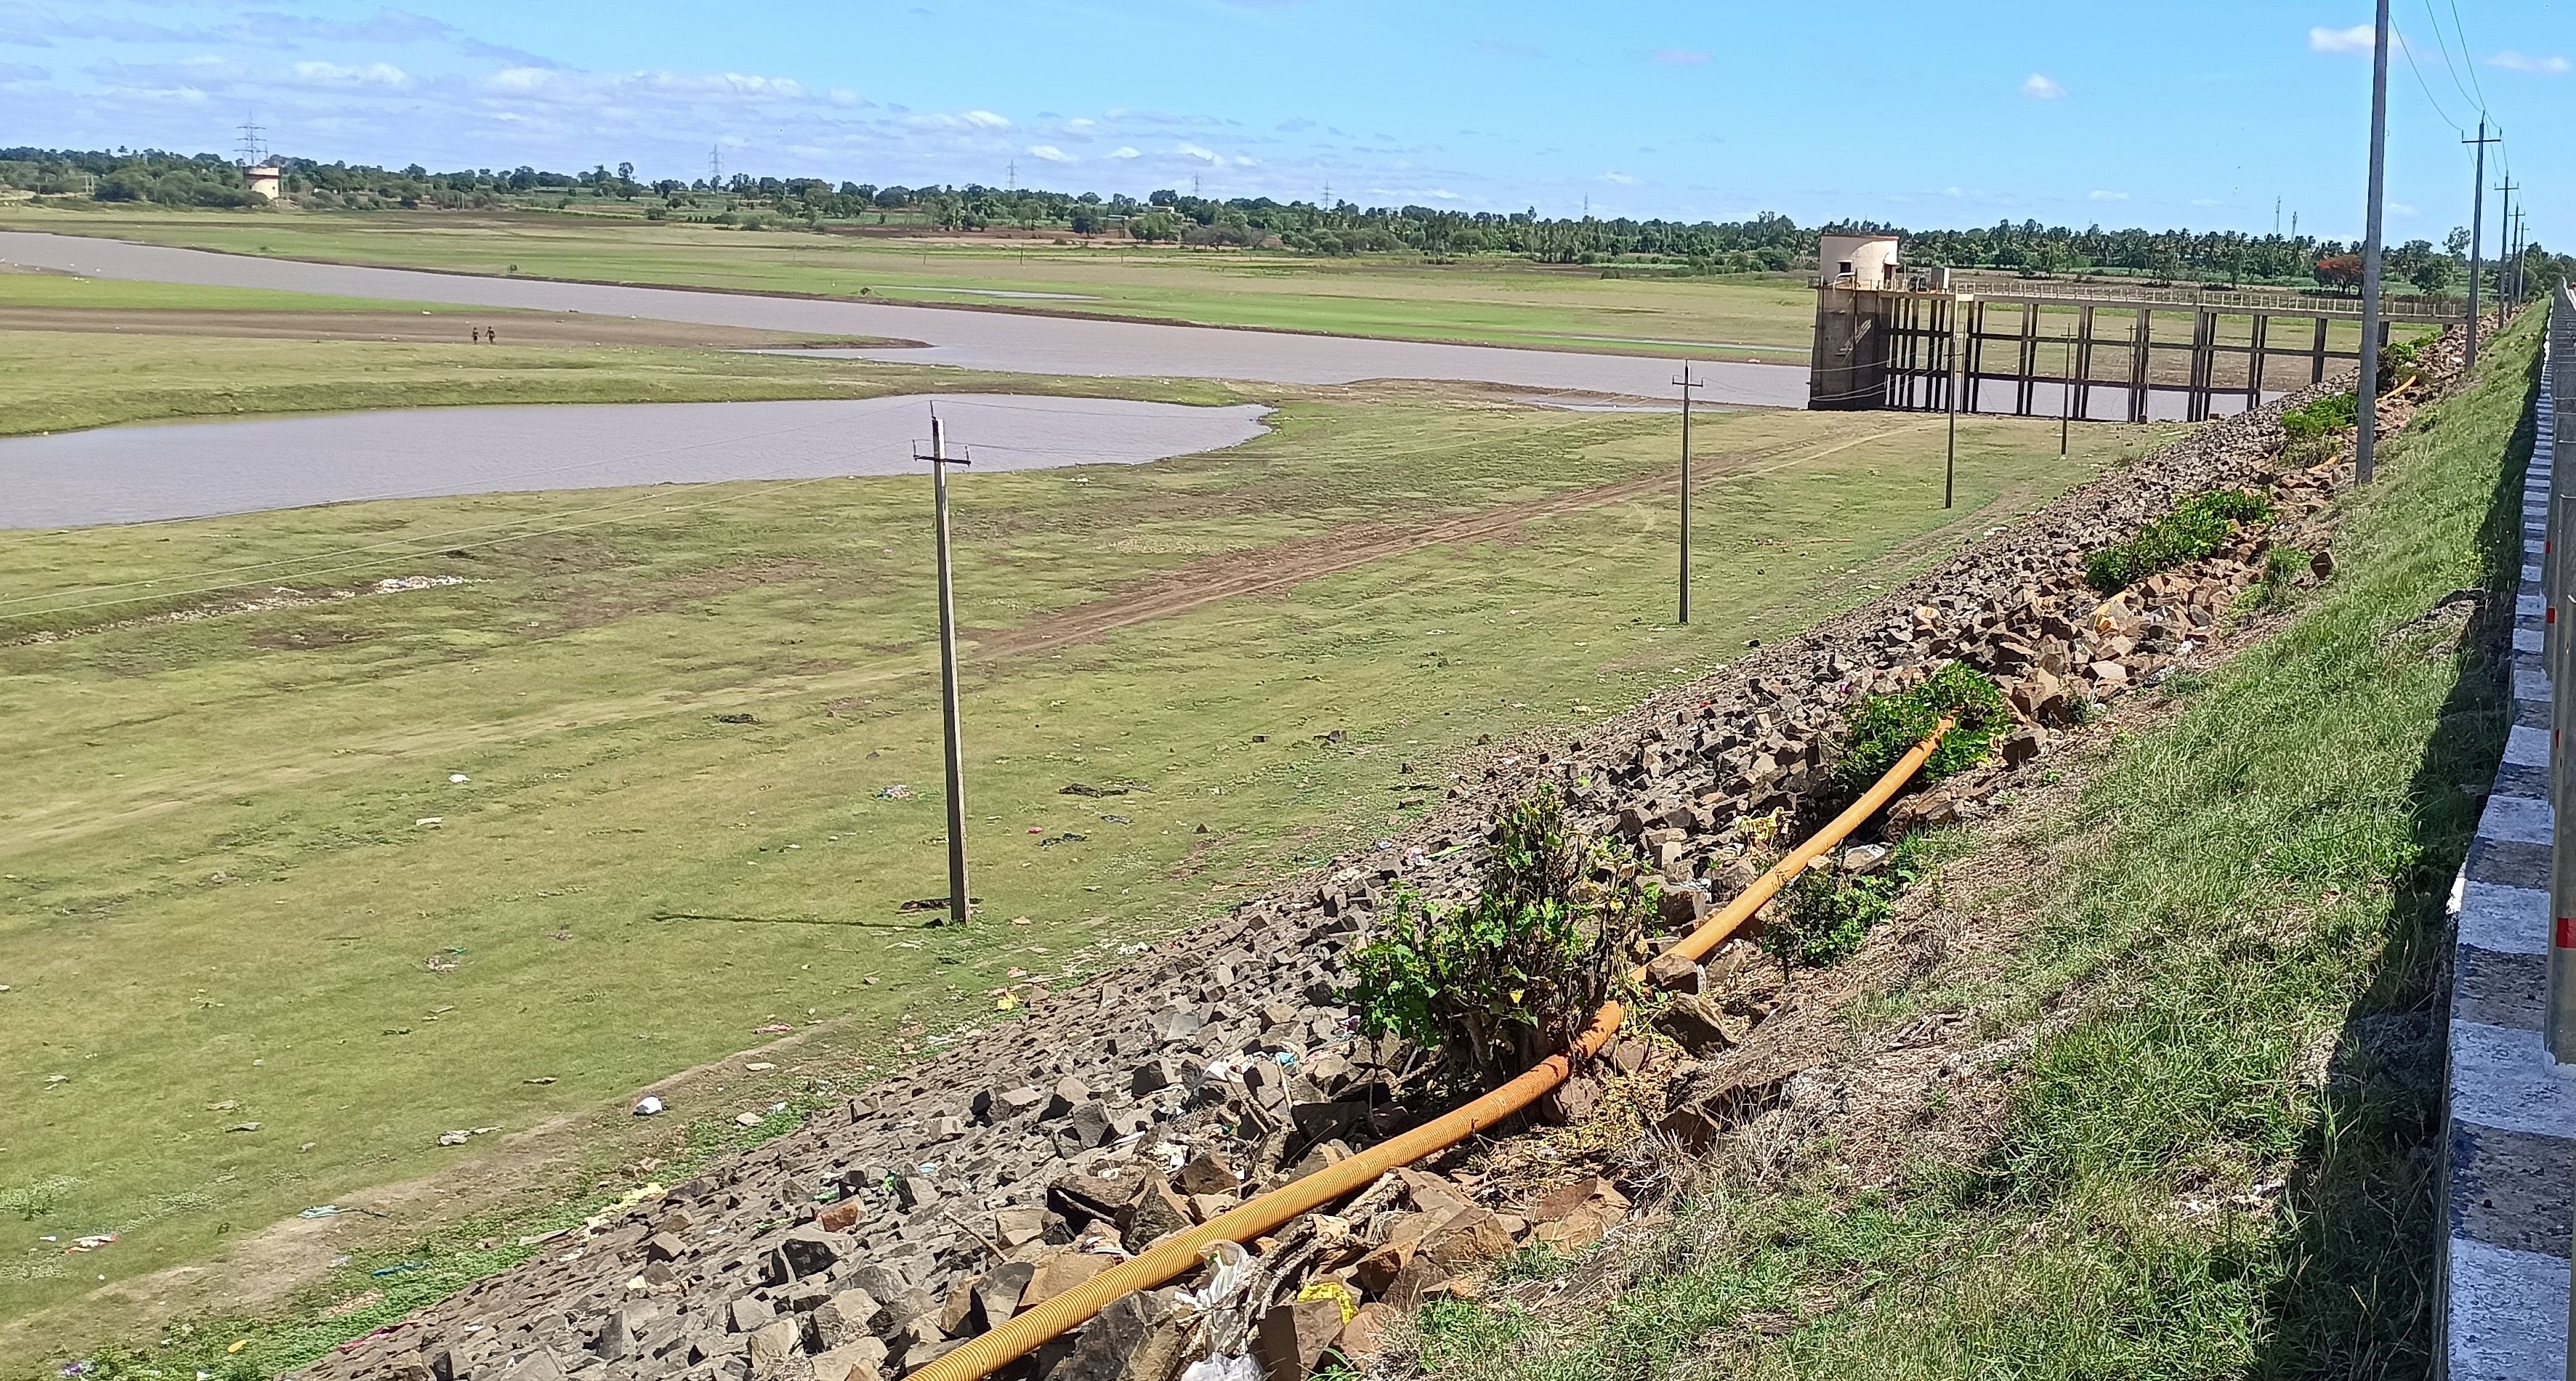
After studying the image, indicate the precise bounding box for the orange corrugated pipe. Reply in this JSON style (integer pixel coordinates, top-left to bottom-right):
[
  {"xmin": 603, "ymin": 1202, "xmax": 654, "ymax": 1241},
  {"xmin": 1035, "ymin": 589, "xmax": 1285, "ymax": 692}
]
[{"xmin": 908, "ymin": 724, "xmax": 1953, "ymax": 1381}]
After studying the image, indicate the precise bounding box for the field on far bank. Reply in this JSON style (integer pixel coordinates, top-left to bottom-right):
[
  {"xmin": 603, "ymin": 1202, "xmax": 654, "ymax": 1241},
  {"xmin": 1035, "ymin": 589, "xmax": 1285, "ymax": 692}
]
[
  {"xmin": 0, "ymin": 386, "xmax": 2157, "ymax": 1366},
  {"xmin": 0, "ymin": 204, "xmax": 1819, "ymax": 358},
  {"xmin": 0, "ymin": 328, "xmax": 1237, "ymax": 440}
]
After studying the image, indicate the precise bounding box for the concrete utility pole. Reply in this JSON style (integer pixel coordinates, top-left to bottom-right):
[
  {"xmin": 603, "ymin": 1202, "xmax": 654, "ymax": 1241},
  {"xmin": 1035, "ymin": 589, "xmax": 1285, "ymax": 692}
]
[
  {"xmin": 2061, "ymin": 326, "xmax": 2075, "ymax": 455},
  {"xmin": 2514, "ymin": 208, "xmax": 2529, "ymax": 309},
  {"xmin": 2354, "ymin": 0, "xmax": 2391, "ymax": 487},
  {"xmin": 916, "ymin": 409, "xmax": 973, "ymax": 928},
  {"xmin": 1946, "ymin": 293, "xmax": 1970, "ymax": 509},
  {"xmin": 1673, "ymin": 363, "xmax": 1698, "ymax": 624},
  {"xmin": 2499, "ymin": 177, "xmax": 2517, "ymax": 317},
  {"xmin": 2466, "ymin": 118, "xmax": 2496, "ymax": 367}
]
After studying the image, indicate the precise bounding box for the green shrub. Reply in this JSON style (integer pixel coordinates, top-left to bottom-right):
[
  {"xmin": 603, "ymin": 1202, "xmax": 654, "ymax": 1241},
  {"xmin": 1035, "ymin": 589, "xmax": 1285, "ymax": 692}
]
[
  {"xmin": 2280, "ymin": 392, "xmax": 2357, "ymax": 443},
  {"xmin": 2083, "ymin": 489, "xmax": 2276, "ymax": 592},
  {"xmin": 1836, "ymin": 662, "xmax": 2009, "ymax": 795},
  {"xmin": 1766, "ymin": 866, "xmax": 1900, "ymax": 967},
  {"xmin": 1347, "ymin": 789, "xmax": 1649, "ymax": 1090}
]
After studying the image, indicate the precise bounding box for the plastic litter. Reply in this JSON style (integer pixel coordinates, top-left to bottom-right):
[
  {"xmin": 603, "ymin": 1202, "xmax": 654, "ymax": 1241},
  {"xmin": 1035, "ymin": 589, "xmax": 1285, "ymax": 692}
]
[
  {"xmin": 299, "ymin": 1205, "xmax": 348, "ymax": 1220},
  {"xmin": 67, "ymin": 1234, "xmax": 116, "ymax": 1253},
  {"xmin": 448, "ymin": 774, "xmax": 469, "ymax": 785},
  {"xmin": 632, "ymin": 1096, "xmax": 665, "ymax": 1117},
  {"xmin": 1295, "ymin": 1278, "xmax": 1359, "ymax": 1324},
  {"xmin": 1177, "ymin": 1358, "xmax": 1259, "ymax": 1381},
  {"xmin": 1182, "ymin": 1240, "xmax": 1254, "ymax": 1310}
]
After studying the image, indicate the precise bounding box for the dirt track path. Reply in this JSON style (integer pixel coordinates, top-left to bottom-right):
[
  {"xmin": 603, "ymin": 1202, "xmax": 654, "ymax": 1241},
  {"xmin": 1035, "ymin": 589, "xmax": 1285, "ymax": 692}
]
[{"xmin": 976, "ymin": 420, "xmax": 1939, "ymax": 657}]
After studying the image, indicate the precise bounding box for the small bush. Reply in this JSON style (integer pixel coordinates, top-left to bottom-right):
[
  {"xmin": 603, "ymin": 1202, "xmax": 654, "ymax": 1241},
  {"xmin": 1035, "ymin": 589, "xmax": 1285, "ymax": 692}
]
[
  {"xmin": 1764, "ymin": 830, "xmax": 1962, "ymax": 968},
  {"xmin": 2280, "ymin": 392, "xmax": 2357, "ymax": 443},
  {"xmin": 2083, "ymin": 489, "xmax": 2276, "ymax": 592},
  {"xmin": 1766, "ymin": 867, "xmax": 1899, "ymax": 966},
  {"xmin": 1836, "ymin": 662, "xmax": 2009, "ymax": 795},
  {"xmin": 1348, "ymin": 789, "xmax": 1649, "ymax": 1090}
]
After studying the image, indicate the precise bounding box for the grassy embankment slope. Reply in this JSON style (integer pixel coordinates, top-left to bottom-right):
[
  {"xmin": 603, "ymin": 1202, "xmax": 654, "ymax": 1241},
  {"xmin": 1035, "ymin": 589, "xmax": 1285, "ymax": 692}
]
[
  {"xmin": 1421, "ymin": 320, "xmax": 2533, "ymax": 1376},
  {"xmin": 0, "ymin": 204, "xmax": 1821, "ymax": 358},
  {"xmin": 0, "ymin": 351, "xmax": 2154, "ymax": 1368}
]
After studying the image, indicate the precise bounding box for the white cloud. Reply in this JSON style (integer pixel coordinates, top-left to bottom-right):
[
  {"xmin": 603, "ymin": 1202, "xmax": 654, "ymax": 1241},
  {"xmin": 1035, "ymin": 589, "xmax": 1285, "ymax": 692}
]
[
  {"xmin": 2021, "ymin": 72, "xmax": 2065, "ymax": 100},
  {"xmin": 2390, "ymin": 201, "xmax": 2418, "ymax": 215},
  {"xmin": 2088, "ymin": 189, "xmax": 2129, "ymax": 201},
  {"xmin": 962, "ymin": 109, "xmax": 1009, "ymax": 129},
  {"xmin": 1026, "ymin": 144, "xmax": 1072, "ymax": 163},
  {"xmin": 1176, "ymin": 142, "xmax": 1220, "ymax": 163},
  {"xmin": 1110, "ymin": 146, "xmax": 1141, "ymax": 159},
  {"xmin": 487, "ymin": 65, "xmax": 550, "ymax": 92},
  {"xmin": 290, "ymin": 60, "xmax": 411, "ymax": 89},
  {"xmin": 1599, "ymin": 171, "xmax": 1637, "ymax": 185},
  {"xmin": 2492, "ymin": 50, "xmax": 2572, "ymax": 73},
  {"xmin": 2309, "ymin": 24, "xmax": 2401, "ymax": 54},
  {"xmin": 828, "ymin": 86, "xmax": 864, "ymax": 106},
  {"xmin": 1064, "ymin": 116, "xmax": 1097, "ymax": 131}
]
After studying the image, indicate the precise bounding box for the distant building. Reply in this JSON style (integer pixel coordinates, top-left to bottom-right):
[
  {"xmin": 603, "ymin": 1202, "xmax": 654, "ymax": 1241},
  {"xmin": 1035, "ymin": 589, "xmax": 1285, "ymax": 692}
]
[
  {"xmin": 245, "ymin": 164, "xmax": 282, "ymax": 202},
  {"xmin": 1817, "ymin": 232, "xmax": 1901, "ymax": 288}
]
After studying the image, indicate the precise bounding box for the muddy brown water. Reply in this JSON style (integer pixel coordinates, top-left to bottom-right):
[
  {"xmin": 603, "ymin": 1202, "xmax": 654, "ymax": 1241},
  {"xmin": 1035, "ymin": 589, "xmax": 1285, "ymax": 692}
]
[
  {"xmin": 0, "ymin": 394, "xmax": 1272, "ymax": 529},
  {"xmin": 0, "ymin": 231, "xmax": 1812, "ymax": 405}
]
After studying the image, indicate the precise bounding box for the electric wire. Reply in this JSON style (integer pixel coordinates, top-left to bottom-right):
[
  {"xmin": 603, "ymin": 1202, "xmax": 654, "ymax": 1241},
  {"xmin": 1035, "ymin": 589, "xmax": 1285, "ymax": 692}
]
[{"xmin": 2397, "ymin": 25, "xmax": 2471, "ymax": 134}]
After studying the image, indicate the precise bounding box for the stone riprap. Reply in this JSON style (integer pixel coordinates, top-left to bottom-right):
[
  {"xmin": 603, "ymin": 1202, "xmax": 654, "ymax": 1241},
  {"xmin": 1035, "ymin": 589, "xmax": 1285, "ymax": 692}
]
[{"xmin": 296, "ymin": 332, "xmax": 2466, "ymax": 1381}]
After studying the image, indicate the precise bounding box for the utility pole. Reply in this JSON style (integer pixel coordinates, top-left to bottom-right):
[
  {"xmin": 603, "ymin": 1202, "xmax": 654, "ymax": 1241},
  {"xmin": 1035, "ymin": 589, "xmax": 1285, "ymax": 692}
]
[
  {"xmin": 2275, "ymin": 198, "xmax": 2282, "ymax": 237},
  {"xmin": 2466, "ymin": 118, "xmax": 2497, "ymax": 366},
  {"xmin": 1673, "ymin": 363, "xmax": 1698, "ymax": 624},
  {"xmin": 2354, "ymin": 0, "xmax": 2391, "ymax": 487},
  {"xmin": 2499, "ymin": 176, "xmax": 2516, "ymax": 320},
  {"xmin": 709, "ymin": 145, "xmax": 722, "ymax": 190},
  {"xmin": 2513, "ymin": 207, "xmax": 2529, "ymax": 309},
  {"xmin": 2061, "ymin": 325, "xmax": 2075, "ymax": 455},
  {"xmin": 914, "ymin": 409, "xmax": 973, "ymax": 928},
  {"xmin": 1946, "ymin": 293, "xmax": 1969, "ymax": 509}
]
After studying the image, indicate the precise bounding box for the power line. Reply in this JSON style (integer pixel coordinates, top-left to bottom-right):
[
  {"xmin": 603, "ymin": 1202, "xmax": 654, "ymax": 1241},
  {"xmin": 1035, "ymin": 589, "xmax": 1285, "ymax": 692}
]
[
  {"xmin": 2395, "ymin": 24, "xmax": 2468, "ymax": 134},
  {"xmin": 2447, "ymin": 0, "xmax": 2491, "ymax": 110},
  {"xmin": 2416, "ymin": 0, "xmax": 2483, "ymax": 116}
]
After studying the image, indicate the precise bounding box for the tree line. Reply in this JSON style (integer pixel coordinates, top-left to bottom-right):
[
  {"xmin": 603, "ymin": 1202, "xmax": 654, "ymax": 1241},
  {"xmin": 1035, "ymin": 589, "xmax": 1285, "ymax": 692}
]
[{"xmin": 2, "ymin": 145, "xmax": 2560, "ymax": 292}]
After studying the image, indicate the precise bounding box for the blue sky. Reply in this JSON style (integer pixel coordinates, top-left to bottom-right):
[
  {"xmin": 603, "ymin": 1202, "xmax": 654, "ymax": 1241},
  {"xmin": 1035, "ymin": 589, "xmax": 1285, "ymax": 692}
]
[{"xmin": 1, "ymin": 0, "xmax": 2567, "ymax": 243}]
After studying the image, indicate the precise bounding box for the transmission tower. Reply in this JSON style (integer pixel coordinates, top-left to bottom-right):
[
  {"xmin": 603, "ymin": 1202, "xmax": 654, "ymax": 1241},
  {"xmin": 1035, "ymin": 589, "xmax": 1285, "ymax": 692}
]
[
  {"xmin": 1007, "ymin": 158, "xmax": 1017, "ymax": 192},
  {"xmin": 708, "ymin": 145, "xmax": 723, "ymax": 188},
  {"xmin": 235, "ymin": 113, "xmax": 267, "ymax": 166}
]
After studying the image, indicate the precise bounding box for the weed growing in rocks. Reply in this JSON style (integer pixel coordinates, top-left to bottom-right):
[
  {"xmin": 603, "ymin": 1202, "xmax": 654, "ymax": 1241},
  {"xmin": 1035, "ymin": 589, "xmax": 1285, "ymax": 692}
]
[
  {"xmin": 2084, "ymin": 489, "xmax": 2277, "ymax": 593},
  {"xmin": 1349, "ymin": 789, "xmax": 1650, "ymax": 1090},
  {"xmin": 1766, "ymin": 832, "xmax": 1953, "ymax": 968},
  {"xmin": 1769, "ymin": 867, "xmax": 1900, "ymax": 967},
  {"xmin": 2251, "ymin": 544, "xmax": 2312, "ymax": 610},
  {"xmin": 1835, "ymin": 662, "xmax": 2008, "ymax": 795}
]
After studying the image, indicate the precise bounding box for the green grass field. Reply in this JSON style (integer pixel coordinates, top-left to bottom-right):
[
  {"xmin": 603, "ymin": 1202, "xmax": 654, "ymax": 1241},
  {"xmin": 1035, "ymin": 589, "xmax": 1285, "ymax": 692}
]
[
  {"xmin": 0, "ymin": 352, "xmax": 2152, "ymax": 1363},
  {"xmin": 1416, "ymin": 315, "xmax": 2531, "ymax": 1379},
  {"xmin": 0, "ymin": 205, "xmax": 1820, "ymax": 357}
]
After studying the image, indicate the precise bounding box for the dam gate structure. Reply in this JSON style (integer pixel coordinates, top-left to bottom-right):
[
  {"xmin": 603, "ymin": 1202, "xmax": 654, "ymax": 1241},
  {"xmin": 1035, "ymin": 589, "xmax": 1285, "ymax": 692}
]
[{"xmin": 1809, "ymin": 278, "xmax": 2466, "ymax": 423}]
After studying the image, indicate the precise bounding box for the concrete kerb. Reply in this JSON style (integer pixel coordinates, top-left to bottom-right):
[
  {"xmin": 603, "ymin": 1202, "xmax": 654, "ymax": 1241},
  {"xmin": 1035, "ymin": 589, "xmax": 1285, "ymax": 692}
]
[{"xmin": 2439, "ymin": 321, "xmax": 2575, "ymax": 1381}]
